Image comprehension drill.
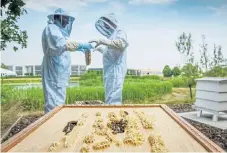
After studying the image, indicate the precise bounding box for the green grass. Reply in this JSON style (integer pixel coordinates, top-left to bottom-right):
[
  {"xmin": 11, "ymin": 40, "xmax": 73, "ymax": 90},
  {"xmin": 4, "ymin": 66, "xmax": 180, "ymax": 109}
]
[
  {"xmin": 66, "ymin": 87, "xmax": 105, "ymax": 104},
  {"xmin": 0, "ymin": 74, "xmax": 200, "ymax": 139},
  {"xmin": 1, "ymin": 75, "xmax": 198, "ymax": 88},
  {"xmin": 1, "ymin": 75, "xmax": 196, "ymax": 134},
  {"xmin": 1, "ymin": 76, "xmax": 192, "ymax": 136},
  {"xmin": 1, "ymin": 75, "xmax": 198, "ymax": 111},
  {"xmin": 123, "ymin": 81, "xmax": 172, "ymax": 102},
  {"xmin": 1, "ymin": 77, "xmax": 80, "ymax": 84},
  {"xmin": 1, "ymin": 80, "xmax": 173, "ymax": 110},
  {"xmin": 153, "ymin": 88, "xmax": 196, "ymax": 104},
  {"xmin": 79, "ymin": 79, "xmax": 103, "ymax": 87}
]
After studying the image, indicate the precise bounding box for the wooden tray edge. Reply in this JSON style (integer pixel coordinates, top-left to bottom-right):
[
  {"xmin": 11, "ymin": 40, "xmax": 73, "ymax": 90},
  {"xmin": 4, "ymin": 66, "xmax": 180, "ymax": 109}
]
[
  {"xmin": 161, "ymin": 104, "xmax": 225, "ymax": 152},
  {"xmin": 63, "ymin": 104, "xmax": 162, "ymax": 108},
  {"xmin": 1, "ymin": 104, "xmax": 225, "ymax": 152},
  {"xmin": 1, "ymin": 106, "xmax": 63, "ymax": 152}
]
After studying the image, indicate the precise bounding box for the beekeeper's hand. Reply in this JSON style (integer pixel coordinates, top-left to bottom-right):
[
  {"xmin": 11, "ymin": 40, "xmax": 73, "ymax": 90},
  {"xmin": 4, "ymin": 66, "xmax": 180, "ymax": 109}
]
[
  {"xmin": 93, "ymin": 45, "xmax": 108, "ymax": 54},
  {"xmin": 89, "ymin": 38, "xmax": 128, "ymax": 51},
  {"xmin": 66, "ymin": 40, "xmax": 79, "ymax": 51},
  {"xmin": 66, "ymin": 40, "xmax": 93, "ymax": 53}
]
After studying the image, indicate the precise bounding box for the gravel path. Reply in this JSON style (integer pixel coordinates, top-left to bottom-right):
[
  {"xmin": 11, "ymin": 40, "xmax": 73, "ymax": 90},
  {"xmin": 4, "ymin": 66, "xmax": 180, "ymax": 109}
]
[
  {"xmin": 167, "ymin": 103, "xmax": 195, "ymax": 113},
  {"xmin": 167, "ymin": 104, "xmax": 227, "ymax": 151},
  {"xmin": 184, "ymin": 118, "xmax": 227, "ymax": 151},
  {"xmin": 1, "ymin": 114, "xmax": 43, "ymax": 143}
]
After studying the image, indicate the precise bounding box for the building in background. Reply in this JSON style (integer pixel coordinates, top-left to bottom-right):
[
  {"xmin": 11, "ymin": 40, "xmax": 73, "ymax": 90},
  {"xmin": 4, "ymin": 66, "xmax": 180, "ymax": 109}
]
[
  {"xmin": 5, "ymin": 65, "xmax": 162, "ymax": 77},
  {"xmin": 87, "ymin": 68, "xmax": 162, "ymax": 76},
  {"xmin": 15, "ymin": 66, "xmax": 23, "ymax": 76},
  {"xmin": 34, "ymin": 65, "xmax": 42, "ymax": 76},
  {"xmin": 71, "ymin": 65, "xmax": 87, "ymax": 76},
  {"xmin": 138, "ymin": 69, "xmax": 163, "ymax": 76},
  {"xmin": 0, "ymin": 68, "xmax": 17, "ymax": 77},
  {"xmin": 127, "ymin": 69, "xmax": 140, "ymax": 76},
  {"xmin": 6, "ymin": 65, "xmax": 87, "ymax": 76},
  {"xmin": 127, "ymin": 68, "xmax": 162, "ymax": 76}
]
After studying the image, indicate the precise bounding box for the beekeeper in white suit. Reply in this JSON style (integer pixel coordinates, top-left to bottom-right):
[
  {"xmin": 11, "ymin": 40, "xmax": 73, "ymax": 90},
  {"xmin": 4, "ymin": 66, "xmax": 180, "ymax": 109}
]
[
  {"xmin": 42, "ymin": 8, "xmax": 93, "ymax": 113},
  {"xmin": 90, "ymin": 13, "xmax": 129, "ymax": 105}
]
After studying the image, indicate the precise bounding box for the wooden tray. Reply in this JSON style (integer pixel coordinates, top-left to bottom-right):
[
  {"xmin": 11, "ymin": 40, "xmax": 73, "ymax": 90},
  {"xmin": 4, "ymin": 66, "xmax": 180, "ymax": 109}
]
[{"xmin": 1, "ymin": 104, "xmax": 225, "ymax": 152}]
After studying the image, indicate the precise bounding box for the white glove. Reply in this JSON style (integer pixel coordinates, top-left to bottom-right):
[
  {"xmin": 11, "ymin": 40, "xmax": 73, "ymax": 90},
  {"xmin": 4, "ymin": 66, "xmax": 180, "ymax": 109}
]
[
  {"xmin": 89, "ymin": 39, "xmax": 105, "ymax": 48},
  {"xmin": 89, "ymin": 38, "xmax": 128, "ymax": 51},
  {"xmin": 93, "ymin": 45, "xmax": 107, "ymax": 54},
  {"xmin": 66, "ymin": 40, "xmax": 78, "ymax": 51}
]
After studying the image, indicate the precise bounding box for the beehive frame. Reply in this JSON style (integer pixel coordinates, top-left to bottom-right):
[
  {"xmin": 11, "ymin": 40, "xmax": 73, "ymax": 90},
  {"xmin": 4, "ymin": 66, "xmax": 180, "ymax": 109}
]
[{"xmin": 1, "ymin": 104, "xmax": 225, "ymax": 152}]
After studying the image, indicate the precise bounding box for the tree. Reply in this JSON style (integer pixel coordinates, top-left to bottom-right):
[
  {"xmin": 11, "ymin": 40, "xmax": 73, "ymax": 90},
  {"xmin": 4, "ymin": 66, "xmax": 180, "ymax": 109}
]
[
  {"xmin": 175, "ymin": 32, "xmax": 196, "ymax": 99},
  {"xmin": 211, "ymin": 44, "xmax": 227, "ymax": 68},
  {"xmin": 199, "ymin": 35, "xmax": 209, "ymax": 72},
  {"xmin": 204, "ymin": 44, "xmax": 227, "ymax": 77},
  {"xmin": 176, "ymin": 32, "xmax": 194, "ymax": 64},
  {"xmin": 1, "ymin": 63, "xmax": 8, "ymax": 69},
  {"xmin": 181, "ymin": 63, "xmax": 200, "ymax": 99},
  {"xmin": 162, "ymin": 65, "xmax": 172, "ymax": 77},
  {"xmin": 1, "ymin": 0, "xmax": 28, "ymax": 52},
  {"xmin": 172, "ymin": 66, "xmax": 181, "ymax": 77},
  {"xmin": 181, "ymin": 63, "xmax": 199, "ymax": 77},
  {"xmin": 205, "ymin": 66, "xmax": 227, "ymax": 77}
]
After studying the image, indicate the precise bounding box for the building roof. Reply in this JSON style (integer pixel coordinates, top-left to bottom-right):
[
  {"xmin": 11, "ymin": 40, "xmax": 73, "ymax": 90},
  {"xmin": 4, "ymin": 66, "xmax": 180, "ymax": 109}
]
[{"xmin": 0, "ymin": 68, "xmax": 17, "ymax": 76}]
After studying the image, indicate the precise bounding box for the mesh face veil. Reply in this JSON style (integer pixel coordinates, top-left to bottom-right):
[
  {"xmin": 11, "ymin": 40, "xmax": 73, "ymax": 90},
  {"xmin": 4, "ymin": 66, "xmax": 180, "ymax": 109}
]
[
  {"xmin": 63, "ymin": 16, "xmax": 74, "ymax": 36},
  {"xmin": 95, "ymin": 16, "xmax": 117, "ymax": 38},
  {"xmin": 47, "ymin": 8, "xmax": 75, "ymax": 36}
]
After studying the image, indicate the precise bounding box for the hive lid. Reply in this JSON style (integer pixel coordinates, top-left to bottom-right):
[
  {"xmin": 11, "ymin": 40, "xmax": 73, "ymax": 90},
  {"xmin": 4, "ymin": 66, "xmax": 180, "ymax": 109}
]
[{"xmin": 195, "ymin": 77, "xmax": 227, "ymax": 82}]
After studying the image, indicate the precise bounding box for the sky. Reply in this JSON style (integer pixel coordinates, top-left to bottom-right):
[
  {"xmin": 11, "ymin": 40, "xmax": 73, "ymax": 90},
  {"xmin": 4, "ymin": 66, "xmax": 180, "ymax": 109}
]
[{"xmin": 1, "ymin": 0, "xmax": 227, "ymax": 71}]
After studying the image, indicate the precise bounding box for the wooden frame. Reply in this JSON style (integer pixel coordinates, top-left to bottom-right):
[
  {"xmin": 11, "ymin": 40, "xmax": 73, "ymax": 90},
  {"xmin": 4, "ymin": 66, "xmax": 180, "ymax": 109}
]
[{"xmin": 1, "ymin": 104, "xmax": 225, "ymax": 152}]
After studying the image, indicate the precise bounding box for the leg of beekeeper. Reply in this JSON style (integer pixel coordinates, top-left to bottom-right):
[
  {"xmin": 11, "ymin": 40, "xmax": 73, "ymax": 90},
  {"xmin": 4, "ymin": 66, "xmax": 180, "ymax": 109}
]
[
  {"xmin": 95, "ymin": 33, "xmax": 128, "ymax": 105},
  {"xmin": 41, "ymin": 54, "xmax": 68, "ymax": 113},
  {"xmin": 42, "ymin": 75, "xmax": 66, "ymax": 113},
  {"xmin": 91, "ymin": 45, "xmax": 124, "ymax": 105},
  {"xmin": 104, "ymin": 72, "xmax": 124, "ymax": 105}
]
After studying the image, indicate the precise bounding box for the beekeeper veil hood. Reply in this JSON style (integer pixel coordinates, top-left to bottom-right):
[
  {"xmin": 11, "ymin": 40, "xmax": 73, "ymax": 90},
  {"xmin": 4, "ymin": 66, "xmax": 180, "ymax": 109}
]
[
  {"xmin": 47, "ymin": 8, "xmax": 75, "ymax": 36},
  {"xmin": 95, "ymin": 13, "xmax": 118, "ymax": 38}
]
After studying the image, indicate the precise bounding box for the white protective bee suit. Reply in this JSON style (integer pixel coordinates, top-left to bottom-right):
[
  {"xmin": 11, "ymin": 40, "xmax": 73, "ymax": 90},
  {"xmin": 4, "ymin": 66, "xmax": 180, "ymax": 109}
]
[
  {"xmin": 90, "ymin": 13, "xmax": 129, "ymax": 105},
  {"xmin": 42, "ymin": 8, "xmax": 93, "ymax": 113}
]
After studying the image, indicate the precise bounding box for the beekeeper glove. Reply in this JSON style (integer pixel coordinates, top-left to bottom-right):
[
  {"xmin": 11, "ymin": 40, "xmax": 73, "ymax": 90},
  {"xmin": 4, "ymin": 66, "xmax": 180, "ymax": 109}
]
[
  {"xmin": 66, "ymin": 40, "xmax": 93, "ymax": 53},
  {"xmin": 89, "ymin": 38, "xmax": 128, "ymax": 51},
  {"xmin": 93, "ymin": 45, "xmax": 108, "ymax": 54}
]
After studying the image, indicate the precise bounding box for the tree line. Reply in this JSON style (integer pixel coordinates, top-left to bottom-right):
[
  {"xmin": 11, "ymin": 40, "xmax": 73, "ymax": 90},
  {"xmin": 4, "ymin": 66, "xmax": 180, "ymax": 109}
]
[{"xmin": 163, "ymin": 33, "xmax": 227, "ymax": 77}]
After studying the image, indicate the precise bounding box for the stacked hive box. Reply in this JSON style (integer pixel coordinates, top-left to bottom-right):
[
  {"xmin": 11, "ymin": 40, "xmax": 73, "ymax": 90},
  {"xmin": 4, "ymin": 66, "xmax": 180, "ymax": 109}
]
[{"xmin": 193, "ymin": 77, "xmax": 227, "ymax": 121}]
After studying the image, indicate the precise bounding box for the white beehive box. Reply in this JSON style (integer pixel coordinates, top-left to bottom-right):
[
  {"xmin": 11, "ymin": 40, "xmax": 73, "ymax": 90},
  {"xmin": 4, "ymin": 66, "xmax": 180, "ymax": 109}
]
[
  {"xmin": 194, "ymin": 77, "xmax": 227, "ymax": 121},
  {"xmin": 196, "ymin": 90, "xmax": 227, "ymax": 102},
  {"xmin": 196, "ymin": 78, "xmax": 227, "ymax": 92}
]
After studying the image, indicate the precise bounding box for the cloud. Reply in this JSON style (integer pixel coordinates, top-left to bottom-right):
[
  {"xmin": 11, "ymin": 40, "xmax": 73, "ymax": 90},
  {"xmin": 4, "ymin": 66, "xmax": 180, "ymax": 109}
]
[
  {"xmin": 107, "ymin": 1, "xmax": 126, "ymax": 15},
  {"xmin": 208, "ymin": 4, "xmax": 227, "ymax": 16},
  {"xmin": 128, "ymin": 0, "xmax": 177, "ymax": 5},
  {"xmin": 109, "ymin": 1, "xmax": 126, "ymax": 11},
  {"xmin": 23, "ymin": 0, "xmax": 108, "ymax": 12},
  {"xmin": 23, "ymin": 0, "xmax": 84, "ymax": 12},
  {"xmin": 82, "ymin": 1, "xmax": 126, "ymax": 19},
  {"xmin": 23, "ymin": 0, "xmax": 176, "ymax": 12},
  {"xmin": 84, "ymin": 0, "xmax": 108, "ymax": 2}
]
